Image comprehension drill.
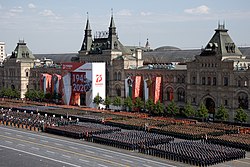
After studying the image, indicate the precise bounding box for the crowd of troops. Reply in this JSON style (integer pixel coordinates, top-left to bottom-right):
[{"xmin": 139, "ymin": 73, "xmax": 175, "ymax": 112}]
[
  {"xmin": 146, "ymin": 141, "xmax": 246, "ymax": 166},
  {"xmin": 0, "ymin": 107, "xmax": 249, "ymax": 166},
  {"xmin": 0, "ymin": 108, "xmax": 76, "ymax": 131},
  {"xmin": 92, "ymin": 130, "xmax": 174, "ymax": 150},
  {"xmin": 207, "ymin": 133, "xmax": 250, "ymax": 151},
  {"xmin": 46, "ymin": 122, "xmax": 121, "ymax": 139},
  {"xmin": 152, "ymin": 124, "xmax": 224, "ymax": 140}
]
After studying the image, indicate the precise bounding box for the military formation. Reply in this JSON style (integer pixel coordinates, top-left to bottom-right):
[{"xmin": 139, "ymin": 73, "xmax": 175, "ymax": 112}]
[
  {"xmin": 0, "ymin": 108, "xmax": 249, "ymax": 166},
  {"xmin": 146, "ymin": 141, "xmax": 246, "ymax": 166},
  {"xmin": 92, "ymin": 130, "xmax": 174, "ymax": 150},
  {"xmin": 208, "ymin": 133, "xmax": 250, "ymax": 151},
  {"xmin": 46, "ymin": 122, "xmax": 121, "ymax": 139}
]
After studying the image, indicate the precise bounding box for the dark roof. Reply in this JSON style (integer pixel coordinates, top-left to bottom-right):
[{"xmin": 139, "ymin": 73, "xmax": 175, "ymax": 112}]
[
  {"xmin": 240, "ymin": 47, "xmax": 250, "ymax": 58},
  {"xmin": 32, "ymin": 47, "xmax": 250, "ymax": 64},
  {"xmin": 34, "ymin": 53, "xmax": 78, "ymax": 64},
  {"xmin": 143, "ymin": 47, "xmax": 250, "ymax": 64},
  {"xmin": 154, "ymin": 46, "xmax": 181, "ymax": 51},
  {"xmin": 10, "ymin": 40, "xmax": 35, "ymax": 60},
  {"xmin": 143, "ymin": 49, "xmax": 200, "ymax": 64}
]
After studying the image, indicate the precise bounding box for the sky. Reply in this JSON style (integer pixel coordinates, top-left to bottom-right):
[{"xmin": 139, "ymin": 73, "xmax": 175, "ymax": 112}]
[{"xmin": 0, "ymin": 0, "xmax": 250, "ymax": 54}]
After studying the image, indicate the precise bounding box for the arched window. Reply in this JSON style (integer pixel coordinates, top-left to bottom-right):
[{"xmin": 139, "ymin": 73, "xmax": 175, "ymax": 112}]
[
  {"xmin": 115, "ymin": 85, "xmax": 121, "ymax": 97},
  {"xmin": 11, "ymin": 84, "xmax": 15, "ymax": 90},
  {"xmin": 118, "ymin": 72, "xmax": 122, "ymax": 81},
  {"xmin": 213, "ymin": 77, "xmax": 216, "ymax": 86},
  {"xmin": 192, "ymin": 76, "xmax": 196, "ymax": 85},
  {"xmin": 113, "ymin": 72, "xmax": 117, "ymax": 81},
  {"xmin": 25, "ymin": 69, "xmax": 29, "ymax": 77},
  {"xmin": 224, "ymin": 77, "xmax": 229, "ymax": 86},
  {"xmin": 207, "ymin": 77, "xmax": 211, "ymax": 85},
  {"xmin": 238, "ymin": 80, "xmax": 241, "ymax": 87},
  {"xmin": 177, "ymin": 88, "xmax": 185, "ymax": 102},
  {"xmin": 238, "ymin": 92, "xmax": 248, "ymax": 109},
  {"xmin": 202, "ymin": 77, "xmax": 206, "ymax": 85},
  {"xmin": 166, "ymin": 87, "xmax": 174, "ymax": 101},
  {"xmin": 244, "ymin": 80, "xmax": 248, "ymax": 87},
  {"xmin": 177, "ymin": 77, "xmax": 180, "ymax": 83},
  {"xmin": 181, "ymin": 77, "xmax": 185, "ymax": 83}
]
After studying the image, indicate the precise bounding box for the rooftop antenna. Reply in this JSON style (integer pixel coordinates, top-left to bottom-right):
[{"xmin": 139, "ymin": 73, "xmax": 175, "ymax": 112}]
[
  {"xmin": 87, "ymin": 12, "xmax": 89, "ymax": 20},
  {"xmin": 111, "ymin": 8, "xmax": 113, "ymax": 17}
]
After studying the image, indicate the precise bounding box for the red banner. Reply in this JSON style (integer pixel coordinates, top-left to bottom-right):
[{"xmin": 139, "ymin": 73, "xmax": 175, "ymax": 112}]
[
  {"xmin": 132, "ymin": 76, "xmax": 142, "ymax": 99},
  {"xmin": 154, "ymin": 76, "xmax": 162, "ymax": 103},
  {"xmin": 40, "ymin": 73, "xmax": 52, "ymax": 93},
  {"xmin": 71, "ymin": 72, "xmax": 92, "ymax": 93}
]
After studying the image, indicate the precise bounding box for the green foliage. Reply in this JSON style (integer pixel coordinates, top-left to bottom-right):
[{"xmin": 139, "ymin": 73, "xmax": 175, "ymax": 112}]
[
  {"xmin": 196, "ymin": 102, "xmax": 209, "ymax": 121},
  {"xmin": 153, "ymin": 100, "xmax": 164, "ymax": 116},
  {"xmin": 215, "ymin": 105, "xmax": 229, "ymax": 121},
  {"xmin": 113, "ymin": 96, "xmax": 122, "ymax": 107},
  {"xmin": 103, "ymin": 96, "xmax": 112, "ymax": 109},
  {"xmin": 234, "ymin": 107, "xmax": 248, "ymax": 123},
  {"xmin": 93, "ymin": 93, "xmax": 103, "ymax": 106},
  {"xmin": 133, "ymin": 97, "xmax": 144, "ymax": 112},
  {"xmin": 145, "ymin": 98, "xmax": 155, "ymax": 114},
  {"xmin": 45, "ymin": 92, "xmax": 52, "ymax": 100},
  {"xmin": 25, "ymin": 89, "xmax": 45, "ymax": 101},
  {"xmin": 166, "ymin": 100, "xmax": 179, "ymax": 116},
  {"xmin": 11, "ymin": 89, "xmax": 20, "ymax": 98},
  {"xmin": 37, "ymin": 90, "xmax": 45, "ymax": 100},
  {"xmin": 183, "ymin": 102, "xmax": 195, "ymax": 117},
  {"xmin": 123, "ymin": 96, "xmax": 133, "ymax": 111},
  {"xmin": 0, "ymin": 87, "xmax": 20, "ymax": 98}
]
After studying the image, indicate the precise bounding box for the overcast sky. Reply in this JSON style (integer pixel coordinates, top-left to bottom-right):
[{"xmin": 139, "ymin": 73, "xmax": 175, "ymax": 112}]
[{"xmin": 1, "ymin": 0, "xmax": 250, "ymax": 54}]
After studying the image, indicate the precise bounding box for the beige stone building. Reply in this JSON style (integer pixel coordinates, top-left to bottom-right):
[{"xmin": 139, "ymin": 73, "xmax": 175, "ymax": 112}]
[
  {"xmin": 0, "ymin": 40, "xmax": 35, "ymax": 98},
  {"xmin": 66, "ymin": 17, "xmax": 250, "ymax": 121},
  {"xmin": 0, "ymin": 17, "xmax": 249, "ymax": 122},
  {"xmin": 78, "ymin": 15, "xmax": 143, "ymax": 98}
]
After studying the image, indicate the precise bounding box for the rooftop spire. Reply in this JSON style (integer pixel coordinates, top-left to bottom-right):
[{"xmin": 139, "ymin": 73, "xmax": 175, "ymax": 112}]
[
  {"xmin": 217, "ymin": 20, "xmax": 226, "ymax": 30},
  {"xmin": 109, "ymin": 8, "xmax": 115, "ymax": 28},
  {"xmin": 85, "ymin": 12, "xmax": 91, "ymax": 30}
]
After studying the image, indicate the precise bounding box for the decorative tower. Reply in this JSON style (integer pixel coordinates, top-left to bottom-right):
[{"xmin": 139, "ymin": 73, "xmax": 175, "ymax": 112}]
[
  {"xmin": 201, "ymin": 22, "xmax": 243, "ymax": 60},
  {"xmin": 108, "ymin": 10, "xmax": 118, "ymax": 50},
  {"xmin": 145, "ymin": 38, "xmax": 150, "ymax": 51},
  {"xmin": 80, "ymin": 13, "xmax": 93, "ymax": 52},
  {"xmin": 4, "ymin": 40, "xmax": 35, "ymax": 99}
]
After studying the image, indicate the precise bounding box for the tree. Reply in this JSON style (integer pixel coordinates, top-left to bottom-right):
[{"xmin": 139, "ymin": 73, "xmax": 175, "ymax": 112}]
[
  {"xmin": 215, "ymin": 105, "xmax": 229, "ymax": 122},
  {"xmin": 25, "ymin": 89, "xmax": 36, "ymax": 100},
  {"xmin": 45, "ymin": 92, "xmax": 52, "ymax": 101},
  {"xmin": 196, "ymin": 102, "xmax": 209, "ymax": 121},
  {"xmin": 153, "ymin": 100, "xmax": 164, "ymax": 116},
  {"xmin": 123, "ymin": 96, "xmax": 133, "ymax": 112},
  {"xmin": 113, "ymin": 96, "xmax": 122, "ymax": 110},
  {"xmin": 11, "ymin": 89, "xmax": 20, "ymax": 98},
  {"xmin": 103, "ymin": 96, "xmax": 112, "ymax": 109},
  {"xmin": 0, "ymin": 87, "xmax": 20, "ymax": 99},
  {"xmin": 37, "ymin": 90, "xmax": 45, "ymax": 101},
  {"xmin": 133, "ymin": 97, "xmax": 144, "ymax": 112},
  {"xmin": 166, "ymin": 100, "xmax": 179, "ymax": 116},
  {"xmin": 234, "ymin": 107, "xmax": 248, "ymax": 124},
  {"xmin": 183, "ymin": 102, "xmax": 195, "ymax": 118},
  {"xmin": 25, "ymin": 89, "xmax": 45, "ymax": 101},
  {"xmin": 93, "ymin": 93, "xmax": 103, "ymax": 108},
  {"xmin": 145, "ymin": 98, "xmax": 155, "ymax": 115}
]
